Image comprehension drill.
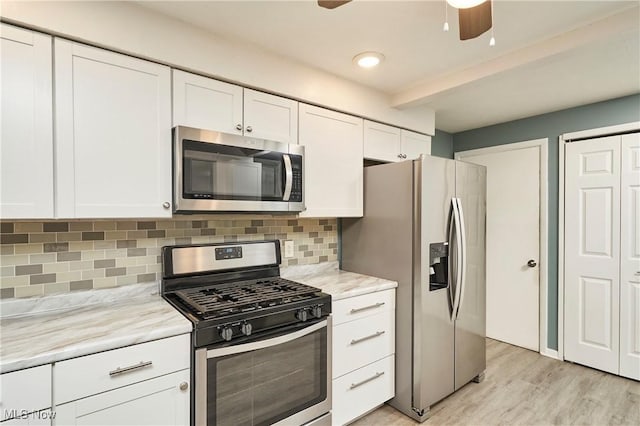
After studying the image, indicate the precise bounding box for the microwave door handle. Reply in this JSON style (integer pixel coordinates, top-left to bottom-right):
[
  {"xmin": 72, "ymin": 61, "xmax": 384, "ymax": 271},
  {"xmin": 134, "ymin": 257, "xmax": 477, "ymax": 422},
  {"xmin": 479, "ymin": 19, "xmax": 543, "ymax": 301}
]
[{"xmin": 282, "ymin": 154, "xmax": 293, "ymax": 201}]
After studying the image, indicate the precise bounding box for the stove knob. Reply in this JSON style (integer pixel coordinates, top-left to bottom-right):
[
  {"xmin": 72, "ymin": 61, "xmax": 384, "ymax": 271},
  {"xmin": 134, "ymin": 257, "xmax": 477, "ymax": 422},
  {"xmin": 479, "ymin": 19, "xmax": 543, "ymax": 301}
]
[
  {"xmin": 296, "ymin": 309, "xmax": 308, "ymax": 322},
  {"xmin": 219, "ymin": 326, "xmax": 233, "ymax": 341},
  {"xmin": 241, "ymin": 322, "xmax": 253, "ymax": 336},
  {"xmin": 311, "ymin": 306, "xmax": 323, "ymax": 319}
]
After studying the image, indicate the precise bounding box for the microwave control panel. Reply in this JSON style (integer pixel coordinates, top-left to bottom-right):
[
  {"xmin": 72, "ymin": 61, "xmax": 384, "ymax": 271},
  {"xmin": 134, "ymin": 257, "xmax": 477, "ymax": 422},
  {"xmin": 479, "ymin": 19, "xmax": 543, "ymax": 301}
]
[{"xmin": 290, "ymin": 154, "xmax": 303, "ymax": 202}]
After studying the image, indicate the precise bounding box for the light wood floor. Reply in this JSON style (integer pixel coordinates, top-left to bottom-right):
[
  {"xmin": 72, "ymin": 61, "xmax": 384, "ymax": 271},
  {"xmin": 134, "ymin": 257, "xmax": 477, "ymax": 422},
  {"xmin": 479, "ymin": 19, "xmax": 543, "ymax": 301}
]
[{"xmin": 351, "ymin": 339, "xmax": 640, "ymax": 426}]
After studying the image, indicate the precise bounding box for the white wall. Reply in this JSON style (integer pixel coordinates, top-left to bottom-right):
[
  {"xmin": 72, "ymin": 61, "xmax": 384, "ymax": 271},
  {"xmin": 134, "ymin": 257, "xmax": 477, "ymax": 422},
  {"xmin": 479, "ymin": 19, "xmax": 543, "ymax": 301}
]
[{"xmin": 1, "ymin": 1, "xmax": 435, "ymax": 135}]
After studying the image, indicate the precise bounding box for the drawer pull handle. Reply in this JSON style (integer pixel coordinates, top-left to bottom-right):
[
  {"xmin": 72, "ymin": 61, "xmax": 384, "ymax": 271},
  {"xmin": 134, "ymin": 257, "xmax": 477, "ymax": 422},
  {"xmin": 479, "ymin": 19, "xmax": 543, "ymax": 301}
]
[
  {"xmin": 109, "ymin": 361, "xmax": 153, "ymax": 377},
  {"xmin": 350, "ymin": 302, "xmax": 385, "ymax": 314},
  {"xmin": 351, "ymin": 331, "xmax": 385, "ymax": 345},
  {"xmin": 350, "ymin": 372, "xmax": 385, "ymax": 389}
]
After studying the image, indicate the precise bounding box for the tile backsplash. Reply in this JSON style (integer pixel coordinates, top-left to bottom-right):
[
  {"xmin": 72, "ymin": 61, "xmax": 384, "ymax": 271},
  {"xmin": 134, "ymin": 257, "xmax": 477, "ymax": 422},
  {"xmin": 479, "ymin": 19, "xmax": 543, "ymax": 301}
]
[{"xmin": 0, "ymin": 217, "xmax": 337, "ymax": 299}]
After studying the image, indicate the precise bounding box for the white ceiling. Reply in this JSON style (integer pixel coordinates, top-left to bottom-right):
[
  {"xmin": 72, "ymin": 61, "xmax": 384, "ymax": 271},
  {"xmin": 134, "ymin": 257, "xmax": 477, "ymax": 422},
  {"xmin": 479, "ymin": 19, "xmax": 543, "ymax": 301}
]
[{"xmin": 139, "ymin": 0, "xmax": 640, "ymax": 133}]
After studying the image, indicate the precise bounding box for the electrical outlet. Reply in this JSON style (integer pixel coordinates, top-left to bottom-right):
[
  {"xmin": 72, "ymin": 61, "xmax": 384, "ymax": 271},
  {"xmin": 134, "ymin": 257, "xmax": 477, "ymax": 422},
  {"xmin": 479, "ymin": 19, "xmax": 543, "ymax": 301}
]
[{"xmin": 284, "ymin": 240, "xmax": 294, "ymax": 258}]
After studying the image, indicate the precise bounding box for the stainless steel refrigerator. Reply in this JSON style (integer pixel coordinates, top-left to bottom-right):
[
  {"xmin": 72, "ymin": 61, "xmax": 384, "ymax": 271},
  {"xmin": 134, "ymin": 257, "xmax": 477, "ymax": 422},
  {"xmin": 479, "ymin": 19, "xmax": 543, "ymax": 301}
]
[{"xmin": 341, "ymin": 155, "xmax": 486, "ymax": 422}]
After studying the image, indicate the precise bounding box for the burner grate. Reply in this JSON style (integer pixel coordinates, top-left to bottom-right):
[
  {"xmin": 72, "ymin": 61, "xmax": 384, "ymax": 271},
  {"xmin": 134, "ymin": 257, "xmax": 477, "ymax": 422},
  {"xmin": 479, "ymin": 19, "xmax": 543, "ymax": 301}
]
[{"xmin": 174, "ymin": 277, "xmax": 321, "ymax": 319}]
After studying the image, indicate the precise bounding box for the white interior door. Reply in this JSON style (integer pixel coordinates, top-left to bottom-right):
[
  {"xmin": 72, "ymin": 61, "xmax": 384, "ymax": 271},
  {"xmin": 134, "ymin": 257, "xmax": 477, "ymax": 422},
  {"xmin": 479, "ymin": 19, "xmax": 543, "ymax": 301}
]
[
  {"xmin": 564, "ymin": 136, "xmax": 620, "ymax": 374},
  {"xmin": 458, "ymin": 146, "xmax": 540, "ymax": 351},
  {"xmin": 620, "ymin": 132, "xmax": 640, "ymax": 380}
]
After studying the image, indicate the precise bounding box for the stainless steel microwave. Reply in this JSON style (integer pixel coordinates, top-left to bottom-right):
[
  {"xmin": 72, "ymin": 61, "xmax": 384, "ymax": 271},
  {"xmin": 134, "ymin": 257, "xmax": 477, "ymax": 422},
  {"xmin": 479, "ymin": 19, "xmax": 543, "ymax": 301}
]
[{"xmin": 173, "ymin": 126, "xmax": 304, "ymax": 213}]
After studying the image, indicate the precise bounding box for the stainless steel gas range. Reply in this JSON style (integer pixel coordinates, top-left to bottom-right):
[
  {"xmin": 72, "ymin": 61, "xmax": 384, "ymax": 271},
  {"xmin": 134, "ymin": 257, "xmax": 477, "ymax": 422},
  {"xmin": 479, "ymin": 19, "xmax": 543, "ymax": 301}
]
[{"xmin": 161, "ymin": 240, "xmax": 331, "ymax": 426}]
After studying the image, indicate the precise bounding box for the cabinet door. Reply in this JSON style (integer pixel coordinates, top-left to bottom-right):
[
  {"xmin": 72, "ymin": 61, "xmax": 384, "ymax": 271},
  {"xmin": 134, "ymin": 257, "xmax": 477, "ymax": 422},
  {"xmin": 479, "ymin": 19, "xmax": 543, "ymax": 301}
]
[
  {"xmin": 54, "ymin": 369, "xmax": 190, "ymax": 426},
  {"xmin": 0, "ymin": 365, "xmax": 51, "ymax": 422},
  {"xmin": 0, "ymin": 24, "xmax": 53, "ymax": 218},
  {"xmin": 620, "ymin": 132, "xmax": 640, "ymax": 381},
  {"xmin": 299, "ymin": 104, "xmax": 363, "ymax": 218},
  {"xmin": 172, "ymin": 69, "xmax": 243, "ymax": 134},
  {"xmin": 401, "ymin": 129, "xmax": 431, "ymax": 160},
  {"xmin": 363, "ymin": 120, "xmax": 401, "ymax": 163},
  {"xmin": 243, "ymin": 88, "xmax": 298, "ymax": 144},
  {"xmin": 564, "ymin": 136, "xmax": 620, "ymax": 374},
  {"xmin": 54, "ymin": 39, "xmax": 172, "ymax": 218}
]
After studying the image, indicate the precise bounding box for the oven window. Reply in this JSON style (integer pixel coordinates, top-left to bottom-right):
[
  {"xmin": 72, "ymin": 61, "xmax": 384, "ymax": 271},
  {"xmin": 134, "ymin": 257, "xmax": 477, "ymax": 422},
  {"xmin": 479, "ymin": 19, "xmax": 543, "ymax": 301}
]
[
  {"xmin": 183, "ymin": 139, "xmax": 286, "ymax": 201},
  {"xmin": 207, "ymin": 327, "xmax": 327, "ymax": 426}
]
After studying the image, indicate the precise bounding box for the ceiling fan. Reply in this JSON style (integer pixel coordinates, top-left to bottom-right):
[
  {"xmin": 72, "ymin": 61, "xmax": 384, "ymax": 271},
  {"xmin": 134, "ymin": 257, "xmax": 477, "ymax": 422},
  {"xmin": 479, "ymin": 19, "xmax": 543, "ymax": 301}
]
[{"xmin": 317, "ymin": 0, "xmax": 493, "ymax": 41}]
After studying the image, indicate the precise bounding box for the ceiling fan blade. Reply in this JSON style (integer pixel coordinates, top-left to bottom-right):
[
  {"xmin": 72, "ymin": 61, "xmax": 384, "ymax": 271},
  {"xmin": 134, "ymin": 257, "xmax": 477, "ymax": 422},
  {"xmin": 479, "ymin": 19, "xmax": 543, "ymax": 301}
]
[
  {"xmin": 318, "ymin": 0, "xmax": 352, "ymax": 10},
  {"xmin": 459, "ymin": 0, "xmax": 492, "ymax": 40}
]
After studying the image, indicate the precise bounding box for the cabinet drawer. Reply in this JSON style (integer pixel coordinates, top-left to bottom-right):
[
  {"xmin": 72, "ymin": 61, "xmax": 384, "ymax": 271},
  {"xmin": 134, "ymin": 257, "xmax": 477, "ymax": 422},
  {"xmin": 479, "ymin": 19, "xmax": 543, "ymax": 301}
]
[
  {"xmin": 55, "ymin": 369, "xmax": 189, "ymax": 426},
  {"xmin": 332, "ymin": 355, "xmax": 395, "ymax": 426},
  {"xmin": 0, "ymin": 364, "xmax": 51, "ymax": 421},
  {"xmin": 332, "ymin": 310, "xmax": 394, "ymax": 379},
  {"xmin": 54, "ymin": 334, "xmax": 189, "ymax": 405},
  {"xmin": 332, "ymin": 289, "xmax": 395, "ymax": 326}
]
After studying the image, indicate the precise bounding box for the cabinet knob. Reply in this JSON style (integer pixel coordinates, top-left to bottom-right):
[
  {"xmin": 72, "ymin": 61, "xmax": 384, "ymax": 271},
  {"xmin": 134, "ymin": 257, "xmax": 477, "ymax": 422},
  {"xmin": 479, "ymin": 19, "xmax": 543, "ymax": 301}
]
[
  {"xmin": 235, "ymin": 124, "xmax": 243, "ymax": 131},
  {"xmin": 246, "ymin": 126, "xmax": 253, "ymax": 133},
  {"xmin": 403, "ymin": 154, "xmax": 408, "ymax": 158},
  {"xmin": 397, "ymin": 154, "xmax": 403, "ymax": 158},
  {"xmin": 179, "ymin": 382, "xmax": 189, "ymax": 391},
  {"xmin": 162, "ymin": 202, "xmax": 171, "ymax": 209}
]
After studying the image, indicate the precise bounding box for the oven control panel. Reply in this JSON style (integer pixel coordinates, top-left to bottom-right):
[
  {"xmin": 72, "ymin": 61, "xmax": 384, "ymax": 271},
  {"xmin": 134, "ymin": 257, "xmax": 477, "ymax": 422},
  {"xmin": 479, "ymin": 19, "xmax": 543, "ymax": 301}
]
[{"xmin": 215, "ymin": 246, "xmax": 242, "ymax": 260}]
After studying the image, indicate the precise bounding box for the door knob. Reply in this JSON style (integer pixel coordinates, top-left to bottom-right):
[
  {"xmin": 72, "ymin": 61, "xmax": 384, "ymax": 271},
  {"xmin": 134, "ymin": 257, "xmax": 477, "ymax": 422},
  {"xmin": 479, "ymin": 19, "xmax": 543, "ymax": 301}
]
[{"xmin": 527, "ymin": 259, "xmax": 537, "ymax": 268}]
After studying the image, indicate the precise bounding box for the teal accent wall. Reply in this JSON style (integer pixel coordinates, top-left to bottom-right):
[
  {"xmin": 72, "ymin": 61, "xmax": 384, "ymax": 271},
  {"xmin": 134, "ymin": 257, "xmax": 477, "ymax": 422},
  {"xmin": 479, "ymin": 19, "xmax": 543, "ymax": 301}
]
[
  {"xmin": 432, "ymin": 129, "xmax": 454, "ymax": 159},
  {"xmin": 453, "ymin": 94, "xmax": 640, "ymax": 350}
]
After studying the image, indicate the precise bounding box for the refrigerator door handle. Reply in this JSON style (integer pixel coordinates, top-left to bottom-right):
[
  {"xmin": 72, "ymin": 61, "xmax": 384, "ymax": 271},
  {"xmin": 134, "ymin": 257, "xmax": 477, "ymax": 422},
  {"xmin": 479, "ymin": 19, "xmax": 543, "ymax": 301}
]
[
  {"xmin": 454, "ymin": 197, "xmax": 468, "ymax": 321},
  {"xmin": 447, "ymin": 198, "xmax": 456, "ymax": 319},
  {"xmin": 450, "ymin": 198, "xmax": 463, "ymax": 322}
]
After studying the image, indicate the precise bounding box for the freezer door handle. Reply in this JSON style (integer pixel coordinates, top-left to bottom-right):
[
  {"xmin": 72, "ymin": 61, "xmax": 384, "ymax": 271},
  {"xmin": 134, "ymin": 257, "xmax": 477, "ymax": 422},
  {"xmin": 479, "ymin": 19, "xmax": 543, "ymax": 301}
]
[
  {"xmin": 450, "ymin": 198, "xmax": 463, "ymax": 322},
  {"xmin": 454, "ymin": 197, "xmax": 467, "ymax": 321},
  {"xmin": 447, "ymin": 198, "xmax": 455, "ymax": 315}
]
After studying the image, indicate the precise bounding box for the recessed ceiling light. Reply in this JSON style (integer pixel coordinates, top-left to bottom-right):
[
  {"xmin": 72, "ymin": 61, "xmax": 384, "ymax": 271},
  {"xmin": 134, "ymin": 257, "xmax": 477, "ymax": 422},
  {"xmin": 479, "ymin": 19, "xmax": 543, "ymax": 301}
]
[
  {"xmin": 353, "ymin": 52, "xmax": 385, "ymax": 69},
  {"xmin": 447, "ymin": 0, "xmax": 486, "ymax": 9}
]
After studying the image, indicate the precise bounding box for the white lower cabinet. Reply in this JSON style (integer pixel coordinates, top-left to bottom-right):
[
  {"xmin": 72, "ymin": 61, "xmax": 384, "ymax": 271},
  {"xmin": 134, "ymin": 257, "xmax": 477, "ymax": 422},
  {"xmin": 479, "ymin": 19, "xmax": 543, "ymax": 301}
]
[
  {"xmin": 53, "ymin": 334, "xmax": 190, "ymax": 426},
  {"xmin": 54, "ymin": 369, "xmax": 189, "ymax": 426},
  {"xmin": 331, "ymin": 289, "xmax": 396, "ymax": 425},
  {"xmin": 332, "ymin": 356, "xmax": 395, "ymax": 426},
  {"xmin": 0, "ymin": 364, "xmax": 52, "ymax": 424}
]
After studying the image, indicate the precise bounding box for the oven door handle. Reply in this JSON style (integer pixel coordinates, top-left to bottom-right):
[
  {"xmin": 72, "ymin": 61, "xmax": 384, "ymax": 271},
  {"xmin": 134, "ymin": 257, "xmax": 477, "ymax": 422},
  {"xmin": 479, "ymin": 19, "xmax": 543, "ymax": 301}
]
[
  {"xmin": 282, "ymin": 154, "xmax": 293, "ymax": 201},
  {"xmin": 205, "ymin": 319, "xmax": 327, "ymax": 358}
]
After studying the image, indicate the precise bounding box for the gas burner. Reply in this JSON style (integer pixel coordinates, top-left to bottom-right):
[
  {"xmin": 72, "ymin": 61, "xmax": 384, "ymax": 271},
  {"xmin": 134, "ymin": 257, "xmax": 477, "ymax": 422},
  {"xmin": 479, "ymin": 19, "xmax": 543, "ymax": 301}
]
[{"xmin": 173, "ymin": 277, "xmax": 321, "ymax": 320}]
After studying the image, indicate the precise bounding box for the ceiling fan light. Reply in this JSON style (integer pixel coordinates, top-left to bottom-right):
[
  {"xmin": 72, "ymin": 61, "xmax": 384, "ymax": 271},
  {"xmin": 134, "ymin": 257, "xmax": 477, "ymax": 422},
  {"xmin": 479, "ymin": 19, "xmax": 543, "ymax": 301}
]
[
  {"xmin": 447, "ymin": 0, "xmax": 486, "ymax": 9},
  {"xmin": 353, "ymin": 52, "xmax": 385, "ymax": 68}
]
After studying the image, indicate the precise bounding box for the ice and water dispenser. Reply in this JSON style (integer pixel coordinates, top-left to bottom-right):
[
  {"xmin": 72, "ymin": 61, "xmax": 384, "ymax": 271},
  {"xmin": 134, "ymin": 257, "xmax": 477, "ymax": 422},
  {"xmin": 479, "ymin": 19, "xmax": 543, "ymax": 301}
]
[{"xmin": 429, "ymin": 242, "xmax": 449, "ymax": 291}]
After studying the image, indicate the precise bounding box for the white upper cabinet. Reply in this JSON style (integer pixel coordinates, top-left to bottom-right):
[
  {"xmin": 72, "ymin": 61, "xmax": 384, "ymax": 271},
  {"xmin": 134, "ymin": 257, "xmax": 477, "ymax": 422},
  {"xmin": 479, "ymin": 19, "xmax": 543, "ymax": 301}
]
[
  {"xmin": 364, "ymin": 120, "xmax": 401, "ymax": 162},
  {"xmin": 172, "ymin": 69, "xmax": 242, "ymax": 134},
  {"xmin": 55, "ymin": 39, "xmax": 172, "ymax": 218},
  {"xmin": 364, "ymin": 120, "xmax": 430, "ymax": 162},
  {"xmin": 243, "ymin": 88, "xmax": 298, "ymax": 143},
  {"xmin": 172, "ymin": 70, "xmax": 298, "ymax": 144},
  {"xmin": 0, "ymin": 24, "xmax": 54, "ymax": 219},
  {"xmin": 299, "ymin": 104, "xmax": 363, "ymax": 218},
  {"xmin": 401, "ymin": 129, "xmax": 431, "ymax": 160}
]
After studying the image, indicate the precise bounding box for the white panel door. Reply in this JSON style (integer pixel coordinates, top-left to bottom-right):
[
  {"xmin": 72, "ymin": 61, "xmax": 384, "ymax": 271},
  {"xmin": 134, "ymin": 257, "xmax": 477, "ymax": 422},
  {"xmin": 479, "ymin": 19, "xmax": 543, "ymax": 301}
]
[
  {"xmin": 0, "ymin": 24, "xmax": 53, "ymax": 218},
  {"xmin": 458, "ymin": 147, "xmax": 540, "ymax": 351},
  {"xmin": 363, "ymin": 120, "xmax": 401, "ymax": 162},
  {"xmin": 400, "ymin": 129, "xmax": 431, "ymax": 160},
  {"xmin": 620, "ymin": 132, "xmax": 640, "ymax": 380},
  {"xmin": 172, "ymin": 69, "xmax": 243, "ymax": 134},
  {"xmin": 298, "ymin": 104, "xmax": 363, "ymax": 217},
  {"xmin": 565, "ymin": 136, "xmax": 620, "ymax": 374},
  {"xmin": 55, "ymin": 39, "xmax": 172, "ymax": 218},
  {"xmin": 243, "ymin": 88, "xmax": 298, "ymax": 144},
  {"xmin": 54, "ymin": 370, "xmax": 189, "ymax": 426}
]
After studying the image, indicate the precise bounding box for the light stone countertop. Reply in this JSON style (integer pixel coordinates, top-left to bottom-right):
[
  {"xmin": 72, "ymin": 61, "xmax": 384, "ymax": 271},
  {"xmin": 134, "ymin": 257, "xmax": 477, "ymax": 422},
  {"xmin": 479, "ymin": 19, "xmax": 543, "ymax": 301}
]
[
  {"xmin": 281, "ymin": 261, "xmax": 397, "ymax": 300},
  {"xmin": 0, "ymin": 283, "xmax": 192, "ymax": 374}
]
